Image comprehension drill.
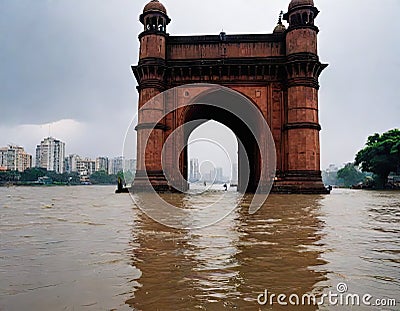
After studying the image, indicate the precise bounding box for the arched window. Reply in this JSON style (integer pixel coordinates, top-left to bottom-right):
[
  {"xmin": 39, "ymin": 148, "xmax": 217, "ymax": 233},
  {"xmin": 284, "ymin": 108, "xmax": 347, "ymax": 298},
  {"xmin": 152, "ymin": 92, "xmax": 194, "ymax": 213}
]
[
  {"xmin": 302, "ymin": 12, "xmax": 308, "ymax": 24},
  {"xmin": 291, "ymin": 15, "xmax": 296, "ymax": 25},
  {"xmin": 309, "ymin": 12, "xmax": 314, "ymax": 25},
  {"xmin": 143, "ymin": 14, "xmax": 167, "ymax": 33},
  {"xmin": 145, "ymin": 17, "xmax": 150, "ymax": 30}
]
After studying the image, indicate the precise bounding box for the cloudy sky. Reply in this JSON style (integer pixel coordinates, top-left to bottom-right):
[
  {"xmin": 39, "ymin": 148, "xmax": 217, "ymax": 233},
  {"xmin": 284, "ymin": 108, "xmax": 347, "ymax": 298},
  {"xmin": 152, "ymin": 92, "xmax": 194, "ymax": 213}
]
[{"xmin": 0, "ymin": 0, "xmax": 399, "ymax": 171}]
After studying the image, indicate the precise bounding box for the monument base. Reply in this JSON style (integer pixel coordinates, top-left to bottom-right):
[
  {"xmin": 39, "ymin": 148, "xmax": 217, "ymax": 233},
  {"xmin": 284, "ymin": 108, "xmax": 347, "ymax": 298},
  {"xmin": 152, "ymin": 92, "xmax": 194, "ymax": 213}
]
[
  {"xmin": 272, "ymin": 170, "xmax": 330, "ymax": 194},
  {"xmin": 132, "ymin": 170, "xmax": 180, "ymax": 193},
  {"xmin": 132, "ymin": 170, "xmax": 330, "ymax": 194}
]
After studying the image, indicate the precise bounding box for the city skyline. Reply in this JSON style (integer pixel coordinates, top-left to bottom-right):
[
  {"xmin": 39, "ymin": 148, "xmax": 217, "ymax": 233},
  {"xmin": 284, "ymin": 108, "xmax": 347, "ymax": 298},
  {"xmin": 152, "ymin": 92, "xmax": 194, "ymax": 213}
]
[
  {"xmin": 189, "ymin": 157, "xmax": 236, "ymax": 183},
  {"xmin": 0, "ymin": 136, "xmax": 136, "ymax": 176},
  {"xmin": 0, "ymin": 134, "xmax": 238, "ymax": 181}
]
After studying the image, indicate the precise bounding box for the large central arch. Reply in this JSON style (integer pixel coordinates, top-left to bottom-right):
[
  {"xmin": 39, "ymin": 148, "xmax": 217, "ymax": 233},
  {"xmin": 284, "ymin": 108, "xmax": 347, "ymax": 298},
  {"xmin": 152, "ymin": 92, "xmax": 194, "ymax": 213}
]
[
  {"xmin": 139, "ymin": 84, "xmax": 277, "ymax": 195},
  {"xmin": 179, "ymin": 90, "xmax": 262, "ymax": 193}
]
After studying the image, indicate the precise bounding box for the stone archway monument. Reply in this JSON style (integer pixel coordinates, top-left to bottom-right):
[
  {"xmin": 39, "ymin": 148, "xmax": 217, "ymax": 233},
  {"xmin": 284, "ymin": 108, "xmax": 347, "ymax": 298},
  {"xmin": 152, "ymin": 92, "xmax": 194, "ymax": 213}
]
[{"xmin": 132, "ymin": 0, "xmax": 329, "ymax": 194}]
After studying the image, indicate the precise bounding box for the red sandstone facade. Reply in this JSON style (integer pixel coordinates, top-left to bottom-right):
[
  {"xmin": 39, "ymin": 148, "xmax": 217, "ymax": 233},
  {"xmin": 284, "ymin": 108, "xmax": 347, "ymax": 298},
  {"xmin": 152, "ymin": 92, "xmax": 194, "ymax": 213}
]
[{"xmin": 132, "ymin": 0, "xmax": 329, "ymax": 194}]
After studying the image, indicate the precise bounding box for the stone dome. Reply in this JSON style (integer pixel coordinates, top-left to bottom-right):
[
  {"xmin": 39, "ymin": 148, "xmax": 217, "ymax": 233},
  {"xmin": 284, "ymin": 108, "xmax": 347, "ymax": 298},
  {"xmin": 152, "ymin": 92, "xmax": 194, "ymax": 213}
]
[
  {"xmin": 143, "ymin": 0, "xmax": 167, "ymax": 15},
  {"xmin": 273, "ymin": 23, "xmax": 286, "ymax": 34},
  {"xmin": 288, "ymin": 0, "xmax": 314, "ymax": 10}
]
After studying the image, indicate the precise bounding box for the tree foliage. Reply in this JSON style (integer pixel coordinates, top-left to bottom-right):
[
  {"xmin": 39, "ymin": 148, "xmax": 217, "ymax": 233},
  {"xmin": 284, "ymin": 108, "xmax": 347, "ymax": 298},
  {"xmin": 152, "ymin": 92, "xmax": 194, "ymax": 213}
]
[
  {"xmin": 1, "ymin": 168, "xmax": 133, "ymax": 186},
  {"xmin": 19, "ymin": 167, "xmax": 47, "ymax": 182},
  {"xmin": 337, "ymin": 163, "xmax": 366, "ymax": 187},
  {"xmin": 18, "ymin": 168, "xmax": 80, "ymax": 184},
  {"xmin": 0, "ymin": 170, "xmax": 20, "ymax": 183},
  {"xmin": 90, "ymin": 170, "xmax": 118, "ymax": 185},
  {"xmin": 355, "ymin": 129, "xmax": 400, "ymax": 188},
  {"xmin": 90, "ymin": 170, "xmax": 133, "ymax": 185},
  {"xmin": 1, "ymin": 168, "xmax": 81, "ymax": 185}
]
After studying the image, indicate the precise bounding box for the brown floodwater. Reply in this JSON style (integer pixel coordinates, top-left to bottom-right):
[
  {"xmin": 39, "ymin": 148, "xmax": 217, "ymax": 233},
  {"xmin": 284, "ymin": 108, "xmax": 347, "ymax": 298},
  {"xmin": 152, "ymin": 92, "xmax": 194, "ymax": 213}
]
[{"xmin": 0, "ymin": 186, "xmax": 399, "ymax": 310}]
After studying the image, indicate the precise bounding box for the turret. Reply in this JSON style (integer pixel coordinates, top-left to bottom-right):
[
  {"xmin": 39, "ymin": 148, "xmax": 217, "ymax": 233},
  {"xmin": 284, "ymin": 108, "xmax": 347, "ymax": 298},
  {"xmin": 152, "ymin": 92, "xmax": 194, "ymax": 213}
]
[
  {"xmin": 284, "ymin": 0, "xmax": 319, "ymax": 55},
  {"xmin": 281, "ymin": 0, "xmax": 328, "ymax": 191},
  {"xmin": 132, "ymin": 0, "xmax": 171, "ymax": 191},
  {"xmin": 139, "ymin": 0, "xmax": 170, "ymax": 61}
]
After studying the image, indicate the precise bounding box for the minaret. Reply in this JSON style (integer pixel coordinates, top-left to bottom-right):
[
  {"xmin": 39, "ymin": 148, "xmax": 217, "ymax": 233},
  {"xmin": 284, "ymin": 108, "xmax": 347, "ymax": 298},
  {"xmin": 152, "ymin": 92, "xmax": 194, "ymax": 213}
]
[
  {"xmin": 132, "ymin": 0, "xmax": 171, "ymax": 191},
  {"xmin": 282, "ymin": 0, "xmax": 328, "ymax": 192}
]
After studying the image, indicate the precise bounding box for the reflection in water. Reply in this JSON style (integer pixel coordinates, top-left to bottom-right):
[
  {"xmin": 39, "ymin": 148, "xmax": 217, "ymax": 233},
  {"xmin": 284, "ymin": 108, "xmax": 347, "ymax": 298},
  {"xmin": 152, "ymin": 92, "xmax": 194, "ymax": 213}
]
[
  {"xmin": 318, "ymin": 190, "xmax": 400, "ymax": 310},
  {"xmin": 0, "ymin": 186, "xmax": 138, "ymax": 311},
  {"xmin": 126, "ymin": 192, "xmax": 327, "ymax": 310},
  {"xmin": 1, "ymin": 187, "xmax": 399, "ymax": 310}
]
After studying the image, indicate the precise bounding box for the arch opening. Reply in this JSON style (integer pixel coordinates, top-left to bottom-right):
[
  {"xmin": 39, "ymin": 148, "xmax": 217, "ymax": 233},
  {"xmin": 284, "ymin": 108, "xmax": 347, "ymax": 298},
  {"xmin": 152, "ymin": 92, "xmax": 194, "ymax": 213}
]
[
  {"xmin": 175, "ymin": 89, "xmax": 266, "ymax": 193},
  {"xmin": 133, "ymin": 84, "xmax": 276, "ymax": 198},
  {"xmin": 186, "ymin": 120, "xmax": 238, "ymax": 189}
]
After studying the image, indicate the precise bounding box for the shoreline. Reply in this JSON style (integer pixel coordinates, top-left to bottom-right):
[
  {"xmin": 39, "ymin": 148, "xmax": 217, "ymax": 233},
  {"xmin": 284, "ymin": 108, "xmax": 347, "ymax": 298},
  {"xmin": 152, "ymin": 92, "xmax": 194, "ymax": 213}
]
[{"xmin": 0, "ymin": 183, "xmax": 116, "ymax": 187}]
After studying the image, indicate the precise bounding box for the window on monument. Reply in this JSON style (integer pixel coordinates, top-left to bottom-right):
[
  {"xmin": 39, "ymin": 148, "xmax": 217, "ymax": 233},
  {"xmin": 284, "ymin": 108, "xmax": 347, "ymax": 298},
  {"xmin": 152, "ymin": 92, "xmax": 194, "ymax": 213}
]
[
  {"xmin": 151, "ymin": 17, "xmax": 157, "ymax": 30},
  {"xmin": 302, "ymin": 12, "xmax": 308, "ymax": 24},
  {"xmin": 187, "ymin": 120, "xmax": 238, "ymax": 189},
  {"xmin": 309, "ymin": 12, "xmax": 314, "ymax": 25}
]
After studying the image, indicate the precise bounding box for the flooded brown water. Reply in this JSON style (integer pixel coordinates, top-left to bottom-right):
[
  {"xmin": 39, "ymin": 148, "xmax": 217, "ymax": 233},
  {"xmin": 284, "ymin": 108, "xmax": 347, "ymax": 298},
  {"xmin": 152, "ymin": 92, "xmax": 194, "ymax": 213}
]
[{"xmin": 0, "ymin": 186, "xmax": 399, "ymax": 310}]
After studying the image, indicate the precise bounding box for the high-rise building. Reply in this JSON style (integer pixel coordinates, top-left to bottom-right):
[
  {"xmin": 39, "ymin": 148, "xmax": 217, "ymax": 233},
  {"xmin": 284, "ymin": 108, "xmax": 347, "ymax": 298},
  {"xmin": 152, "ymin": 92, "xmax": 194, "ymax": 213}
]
[
  {"xmin": 64, "ymin": 154, "xmax": 79, "ymax": 173},
  {"xmin": 95, "ymin": 157, "xmax": 109, "ymax": 172},
  {"xmin": 107, "ymin": 157, "xmax": 136, "ymax": 176},
  {"xmin": 76, "ymin": 158, "xmax": 96, "ymax": 176},
  {"xmin": 35, "ymin": 137, "xmax": 65, "ymax": 173},
  {"xmin": 108, "ymin": 156, "xmax": 124, "ymax": 175},
  {"xmin": 124, "ymin": 158, "xmax": 137, "ymax": 174},
  {"xmin": 0, "ymin": 145, "xmax": 32, "ymax": 172},
  {"xmin": 1, "ymin": 147, "xmax": 10, "ymax": 170},
  {"xmin": 189, "ymin": 158, "xmax": 200, "ymax": 182},
  {"xmin": 65, "ymin": 154, "xmax": 97, "ymax": 182}
]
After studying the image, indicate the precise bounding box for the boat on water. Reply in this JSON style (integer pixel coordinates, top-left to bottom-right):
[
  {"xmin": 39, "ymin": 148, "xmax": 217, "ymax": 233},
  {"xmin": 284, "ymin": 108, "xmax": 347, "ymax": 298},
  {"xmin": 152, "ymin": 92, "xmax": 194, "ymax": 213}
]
[{"xmin": 115, "ymin": 177, "xmax": 129, "ymax": 193}]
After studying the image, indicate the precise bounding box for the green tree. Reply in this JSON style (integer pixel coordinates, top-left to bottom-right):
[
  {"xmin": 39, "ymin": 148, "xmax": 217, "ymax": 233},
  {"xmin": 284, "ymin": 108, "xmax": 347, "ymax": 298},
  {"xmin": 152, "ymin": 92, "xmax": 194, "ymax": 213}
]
[
  {"xmin": 0, "ymin": 170, "xmax": 21, "ymax": 183},
  {"xmin": 65, "ymin": 172, "xmax": 81, "ymax": 185},
  {"xmin": 90, "ymin": 170, "xmax": 118, "ymax": 185},
  {"xmin": 20, "ymin": 167, "xmax": 47, "ymax": 182},
  {"xmin": 355, "ymin": 129, "xmax": 400, "ymax": 188},
  {"xmin": 46, "ymin": 171, "xmax": 80, "ymax": 184},
  {"xmin": 337, "ymin": 163, "xmax": 366, "ymax": 187},
  {"xmin": 20, "ymin": 168, "xmax": 80, "ymax": 184}
]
